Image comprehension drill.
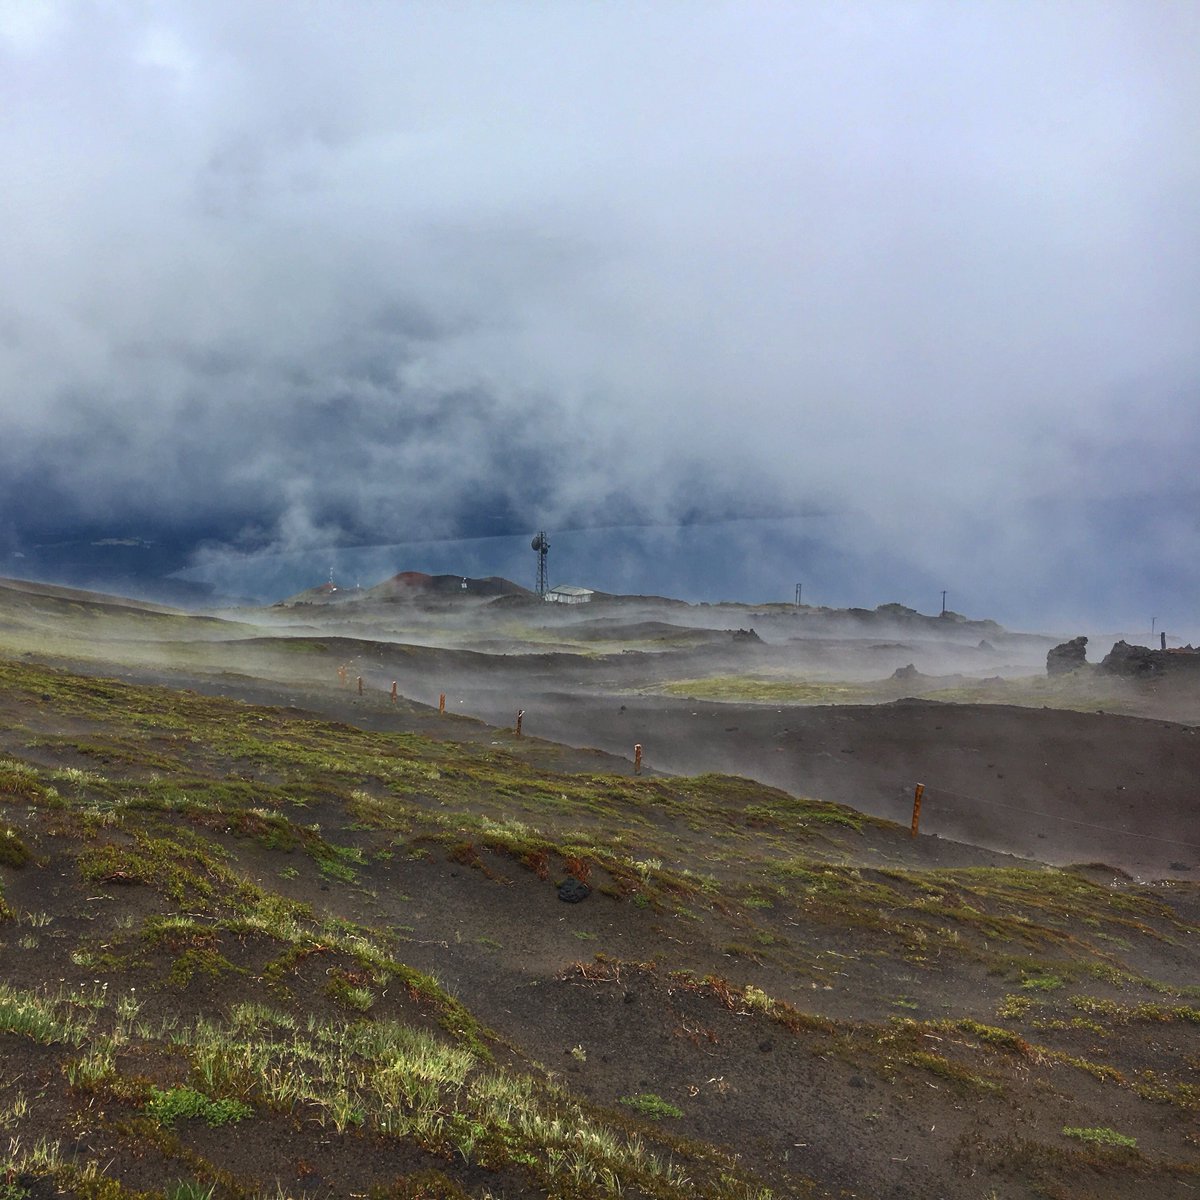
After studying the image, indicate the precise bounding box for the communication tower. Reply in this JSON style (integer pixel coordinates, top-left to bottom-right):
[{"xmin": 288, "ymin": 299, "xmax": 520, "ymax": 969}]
[{"xmin": 531, "ymin": 531, "xmax": 550, "ymax": 597}]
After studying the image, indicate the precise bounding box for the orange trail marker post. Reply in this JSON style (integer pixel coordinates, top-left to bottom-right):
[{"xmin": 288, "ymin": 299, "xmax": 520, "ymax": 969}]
[
  {"xmin": 911, "ymin": 783, "xmax": 925, "ymax": 837},
  {"xmin": 634, "ymin": 743, "xmax": 643, "ymax": 775},
  {"xmin": 438, "ymin": 693, "xmax": 446, "ymax": 715},
  {"xmin": 390, "ymin": 681, "xmax": 398, "ymax": 704},
  {"xmin": 357, "ymin": 676, "xmax": 363, "ymax": 696},
  {"xmin": 515, "ymin": 709, "xmax": 525, "ymax": 738}
]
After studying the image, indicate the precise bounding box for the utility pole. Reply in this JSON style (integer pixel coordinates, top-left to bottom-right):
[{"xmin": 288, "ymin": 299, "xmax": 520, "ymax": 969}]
[
  {"xmin": 795, "ymin": 582, "xmax": 802, "ymax": 607},
  {"xmin": 941, "ymin": 590, "xmax": 947, "ymax": 615}
]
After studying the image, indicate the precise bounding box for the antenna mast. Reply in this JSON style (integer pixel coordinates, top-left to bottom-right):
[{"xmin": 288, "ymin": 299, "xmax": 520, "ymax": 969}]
[{"xmin": 531, "ymin": 531, "xmax": 550, "ymax": 597}]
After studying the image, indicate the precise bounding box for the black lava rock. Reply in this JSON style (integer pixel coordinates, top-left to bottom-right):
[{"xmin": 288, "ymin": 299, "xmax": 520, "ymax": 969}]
[
  {"xmin": 558, "ymin": 877, "xmax": 591, "ymax": 903},
  {"xmin": 1047, "ymin": 636, "xmax": 1088, "ymax": 676}
]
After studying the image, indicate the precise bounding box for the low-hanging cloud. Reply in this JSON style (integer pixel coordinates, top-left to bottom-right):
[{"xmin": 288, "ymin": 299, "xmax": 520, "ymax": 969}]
[{"xmin": 1, "ymin": 1, "xmax": 1197, "ymax": 631}]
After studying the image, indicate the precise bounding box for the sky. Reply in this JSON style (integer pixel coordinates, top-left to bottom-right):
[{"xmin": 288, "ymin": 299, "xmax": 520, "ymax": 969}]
[{"xmin": 1, "ymin": 1, "xmax": 1197, "ymax": 635}]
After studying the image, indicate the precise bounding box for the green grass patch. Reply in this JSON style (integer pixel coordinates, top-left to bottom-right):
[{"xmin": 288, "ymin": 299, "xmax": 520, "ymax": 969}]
[
  {"xmin": 0, "ymin": 984, "xmax": 91, "ymax": 1045},
  {"xmin": 619, "ymin": 1093, "xmax": 684, "ymax": 1119},
  {"xmin": 657, "ymin": 676, "xmax": 869, "ymax": 703},
  {"xmin": 0, "ymin": 824, "xmax": 31, "ymax": 867},
  {"xmin": 1021, "ymin": 971, "xmax": 1066, "ymax": 992},
  {"xmin": 144, "ymin": 1086, "xmax": 253, "ymax": 1127},
  {"xmin": 1062, "ymin": 1126, "xmax": 1137, "ymax": 1149}
]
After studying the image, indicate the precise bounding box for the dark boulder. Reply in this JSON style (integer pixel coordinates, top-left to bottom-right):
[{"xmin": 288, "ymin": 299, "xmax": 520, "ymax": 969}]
[
  {"xmin": 1046, "ymin": 636, "xmax": 1088, "ymax": 676},
  {"xmin": 558, "ymin": 877, "xmax": 591, "ymax": 903}
]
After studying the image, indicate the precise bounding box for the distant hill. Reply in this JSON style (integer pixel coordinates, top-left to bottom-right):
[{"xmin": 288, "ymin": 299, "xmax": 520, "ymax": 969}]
[
  {"xmin": 276, "ymin": 579, "xmax": 355, "ymax": 605},
  {"xmin": 277, "ymin": 571, "xmax": 532, "ymax": 606},
  {"xmin": 366, "ymin": 571, "xmax": 532, "ymax": 600}
]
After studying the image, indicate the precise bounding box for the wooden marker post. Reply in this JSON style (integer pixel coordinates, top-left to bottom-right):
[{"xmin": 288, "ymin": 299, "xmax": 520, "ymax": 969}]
[
  {"xmin": 634, "ymin": 744, "xmax": 643, "ymax": 775},
  {"xmin": 438, "ymin": 693, "xmax": 446, "ymax": 715},
  {"xmin": 357, "ymin": 676, "xmax": 363, "ymax": 696},
  {"xmin": 911, "ymin": 783, "xmax": 925, "ymax": 837},
  {"xmin": 515, "ymin": 709, "xmax": 525, "ymax": 738},
  {"xmin": 390, "ymin": 681, "xmax": 398, "ymax": 704}
]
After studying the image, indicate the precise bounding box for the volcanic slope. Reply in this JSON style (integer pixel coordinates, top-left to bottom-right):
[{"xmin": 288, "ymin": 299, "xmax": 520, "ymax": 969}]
[
  {"xmin": 2, "ymin": 574, "xmax": 1196, "ymax": 883},
  {"xmin": 1, "ymin": 646, "xmax": 1198, "ymax": 1198}
]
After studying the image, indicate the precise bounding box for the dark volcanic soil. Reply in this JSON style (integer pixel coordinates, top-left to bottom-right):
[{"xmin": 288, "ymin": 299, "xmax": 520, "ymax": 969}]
[
  {"xmin": 72, "ymin": 656, "xmax": 1200, "ymax": 882},
  {"xmin": 3, "ymin": 608, "xmax": 1200, "ymax": 1199},
  {"xmin": 437, "ymin": 691, "xmax": 1200, "ymax": 882}
]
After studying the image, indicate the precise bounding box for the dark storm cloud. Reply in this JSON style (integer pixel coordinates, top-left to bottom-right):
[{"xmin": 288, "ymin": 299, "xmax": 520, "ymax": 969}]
[{"xmin": 1, "ymin": 2, "xmax": 1197, "ymax": 628}]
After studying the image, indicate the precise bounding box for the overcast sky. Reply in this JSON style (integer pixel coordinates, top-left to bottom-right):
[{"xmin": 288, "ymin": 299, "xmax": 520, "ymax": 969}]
[{"xmin": 2, "ymin": 1, "xmax": 1197, "ymax": 631}]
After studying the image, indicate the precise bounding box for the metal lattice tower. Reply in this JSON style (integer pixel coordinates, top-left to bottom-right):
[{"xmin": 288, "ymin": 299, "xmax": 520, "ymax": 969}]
[{"xmin": 531, "ymin": 531, "xmax": 550, "ymax": 597}]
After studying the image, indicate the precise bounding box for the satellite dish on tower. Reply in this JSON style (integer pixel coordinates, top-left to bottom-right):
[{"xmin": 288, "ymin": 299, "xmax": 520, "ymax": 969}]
[{"xmin": 531, "ymin": 531, "xmax": 550, "ymax": 597}]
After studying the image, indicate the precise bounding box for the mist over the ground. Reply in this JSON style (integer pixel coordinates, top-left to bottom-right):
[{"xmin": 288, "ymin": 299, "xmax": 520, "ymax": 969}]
[{"xmin": 2, "ymin": 3, "xmax": 1197, "ymax": 634}]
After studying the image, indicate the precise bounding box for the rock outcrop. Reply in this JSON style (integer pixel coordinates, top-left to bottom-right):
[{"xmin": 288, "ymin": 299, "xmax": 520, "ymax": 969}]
[
  {"xmin": 1099, "ymin": 640, "xmax": 1158, "ymax": 676},
  {"xmin": 731, "ymin": 628, "xmax": 763, "ymax": 643},
  {"xmin": 1047, "ymin": 636, "xmax": 1088, "ymax": 676},
  {"xmin": 1099, "ymin": 641, "xmax": 1200, "ymax": 677}
]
